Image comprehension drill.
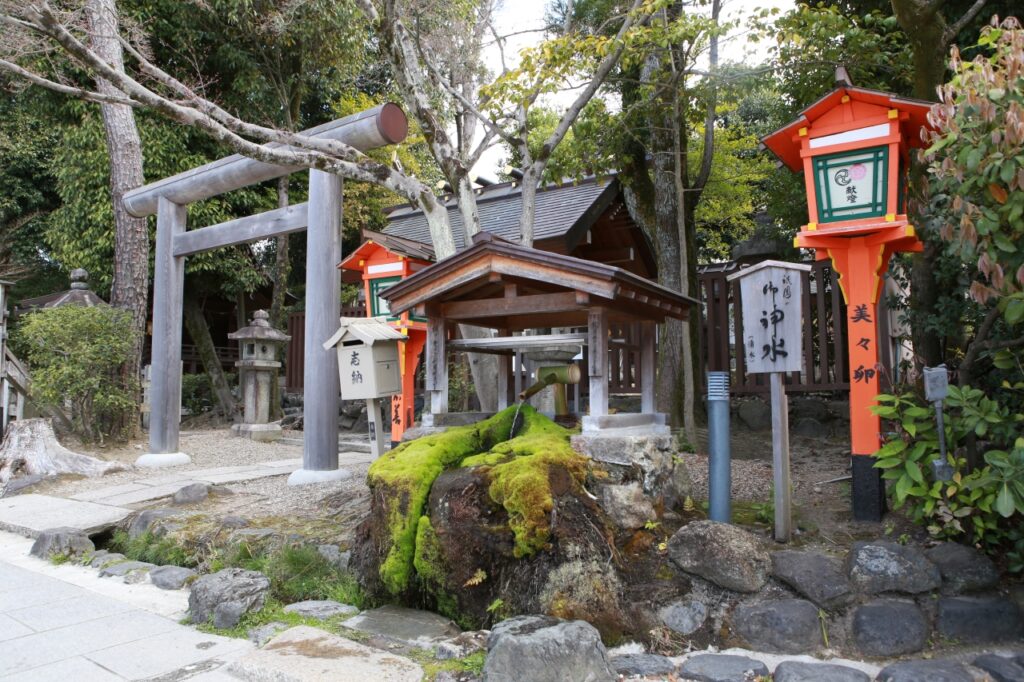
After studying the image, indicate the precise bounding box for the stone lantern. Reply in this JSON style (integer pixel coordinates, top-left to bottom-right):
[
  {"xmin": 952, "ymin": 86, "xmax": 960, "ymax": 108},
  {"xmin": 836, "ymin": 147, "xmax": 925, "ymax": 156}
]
[{"xmin": 228, "ymin": 310, "xmax": 290, "ymax": 441}]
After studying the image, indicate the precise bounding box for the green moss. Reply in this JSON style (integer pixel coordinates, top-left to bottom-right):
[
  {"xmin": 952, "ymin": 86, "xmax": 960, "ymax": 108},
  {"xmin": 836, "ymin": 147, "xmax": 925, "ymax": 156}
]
[
  {"xmin": 371, "ymin": 405, "xmax": 588, "ymax": 595},
  {"xmin": 367, "ymin": 406, "xmax": 519, "ymax": 595},
  {"xmin": 413, "ymin": 515, "xmax": 463, "ymax": 624},
  {"xmin": 462, "ymin": 415, "xmax": 587, "ymax": 558}
]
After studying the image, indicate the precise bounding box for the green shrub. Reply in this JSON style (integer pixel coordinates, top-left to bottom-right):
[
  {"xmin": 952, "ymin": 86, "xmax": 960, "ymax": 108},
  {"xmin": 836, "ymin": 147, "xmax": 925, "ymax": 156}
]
[
  {"xmin": 873, "ymin": 386, "xmax": 1024, "ymax": 563},
  {"xmin": 17, "ymin": 305, "xmax": 138, "ymax": 441},
  {"xmin": 181, "ymin": 373, "xmax": 214, "ymax": 416}
]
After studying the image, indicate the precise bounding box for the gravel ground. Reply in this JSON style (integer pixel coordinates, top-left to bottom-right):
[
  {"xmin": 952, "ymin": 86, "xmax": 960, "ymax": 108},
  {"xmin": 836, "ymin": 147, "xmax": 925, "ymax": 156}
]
[{"xmin": 35, "ymin": 429, "xmax": 308, "ymax": 501}]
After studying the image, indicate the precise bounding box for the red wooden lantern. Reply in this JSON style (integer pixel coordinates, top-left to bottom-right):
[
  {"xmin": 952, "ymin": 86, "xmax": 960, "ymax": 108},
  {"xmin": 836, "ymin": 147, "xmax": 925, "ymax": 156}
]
[
  {"xmin": 762, "ymin": 81, "xmax": 935, "ymax": 521},
  {"xmin": 340, "ymin": 237, "xmax": 430, "ymax": 446}
]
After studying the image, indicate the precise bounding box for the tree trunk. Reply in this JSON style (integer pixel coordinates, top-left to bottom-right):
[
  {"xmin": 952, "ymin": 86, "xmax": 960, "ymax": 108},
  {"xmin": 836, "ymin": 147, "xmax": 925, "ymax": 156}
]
[
  {"xmin": 183, "ymin": 294, "xmax": 239, "ymax": 420},
  {"xmin": 85, "ymin": 0, "xmax": 148, "ymax": 432},
  {"xmin": 268, "ymin": 176, "xmax": 290, "ymax": 420},
  {"xmin": 0, "ymin": 418, "xmax": 126, "ymax": 494},
  {"xmin": 890, "ymin": 0, "xmax": 958, "ymax": 368}
]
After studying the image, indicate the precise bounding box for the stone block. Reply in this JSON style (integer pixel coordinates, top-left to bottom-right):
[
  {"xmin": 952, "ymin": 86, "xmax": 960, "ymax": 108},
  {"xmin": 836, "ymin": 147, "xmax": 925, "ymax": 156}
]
[
  {"xmin": 484, "ymin": 616, "xmax": 615, "ymax": 682},
  {"xmin": 282, "ymin": 600, "xmax": 358, "ymax": 620},
  {"xmin": 925, "ymin": 542, "xmax": 999, "ymax": 593},
  {"xmin": 732, "ymin": 599, "xmax": 823, "ymax": 654},
  {"xmin": 852, "ymin": 599, "xmax": 928, "ymax": 657},
  {"xmin": 149, "ymin": 565, "xmax": 196, "ymax": 590},
  {"xmin": 29, "ymin": 528, "xmax": 94, "ymax": 560},
  {"xmin": 771, "ymin": 549, "xmax": 853, "ymax": 608},
  {"xmin": 845, "ymin": 541, "xmax": 940, "ymax": 594},
  {"xmin": 936, "ymin": 596, "xmax": 1023, "ymax": 642},
  {"xmin": 667, "ymin": 520, "xmax": 769, "ymax": 592},
  {"xmin": 875, "ymin": 660, "xmax": 972, "ymax": 682},
  {"xmin": 611, "ymin": 653, "xmax": 675, "ymax": 677},
  {"xmin": 678, "ymin": 654, "xmax": 769, "ymax": 682},
  {"xmin": 972, "ymin": 654, "xmax": 1024, "ymax": 682},
  {"xmin": 773, "ymin": 661, "xmax": 870, "ymax": 682},
  {"xmin": 658, "ymin": 599, "xmax": 707, "ymax": 635}
]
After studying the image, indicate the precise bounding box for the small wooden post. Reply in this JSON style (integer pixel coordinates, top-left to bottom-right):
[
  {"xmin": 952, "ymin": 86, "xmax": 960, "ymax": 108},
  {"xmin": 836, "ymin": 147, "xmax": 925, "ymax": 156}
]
[
  {"xmin": 366, "ymin": 397, "xmax": 385, "ymax": 457},
  {"xmin": 587, "ymin": 307, "xmax": 609, "ymax": 417},
  {"xmin": 770, "ymin": 372, "xmax": 792, "ymax": 541},
  {"xmin": 727, "ymin": 261, "xmax": 809, "ymax": 542}
]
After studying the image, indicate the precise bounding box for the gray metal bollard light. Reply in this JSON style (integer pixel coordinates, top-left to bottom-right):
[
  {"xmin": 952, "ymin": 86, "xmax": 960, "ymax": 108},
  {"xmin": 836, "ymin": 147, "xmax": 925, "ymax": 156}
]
[
  {"xmin": 707, "ymin": 371, "xmax": 731, "ymax": 522},
  {"xmin": 923, "ymin": 365, "xmax": 953, "ymax": 482}
]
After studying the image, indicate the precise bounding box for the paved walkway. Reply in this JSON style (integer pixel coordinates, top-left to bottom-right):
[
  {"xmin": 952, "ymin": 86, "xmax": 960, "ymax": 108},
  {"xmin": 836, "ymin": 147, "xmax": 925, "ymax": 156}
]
[{"xmin": 0, "ymin": 531, "xmax": 250, "ymax": 681}]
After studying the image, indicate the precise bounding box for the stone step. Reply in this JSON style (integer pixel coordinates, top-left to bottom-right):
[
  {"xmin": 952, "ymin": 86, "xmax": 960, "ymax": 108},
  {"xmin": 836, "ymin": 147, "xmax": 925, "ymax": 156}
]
[
  {"xmin": 0, "ymin": 494, "xmax": 132, "ymax": 538},
  {"xmin": 227, "ymin": 625, "xmax": 422, "ymax": 681}
]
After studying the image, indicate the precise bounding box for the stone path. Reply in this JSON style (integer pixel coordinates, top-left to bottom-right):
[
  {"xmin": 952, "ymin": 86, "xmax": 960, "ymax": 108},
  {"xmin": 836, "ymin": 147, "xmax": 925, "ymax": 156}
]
[
  {"xmin": 0, "ymin": 495, "xmax": 133, "ymax": 537},
  {"xmin": 0, "ymin": 530, "xmax": 251, "ymax": 681}
]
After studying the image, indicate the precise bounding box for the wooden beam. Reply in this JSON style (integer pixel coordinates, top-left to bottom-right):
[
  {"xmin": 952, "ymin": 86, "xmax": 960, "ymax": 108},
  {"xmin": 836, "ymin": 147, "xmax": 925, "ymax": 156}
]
[
  {"xmin": 173, "ymin": 203, "xmax": 308, "ymax": 256},
  {"xmin": 448, "ymin": 333, "xmax": 587, "ymax": 352},
  {"xmin": 440, "ymin": 292, "xmax": 581, "ymax": 320},
  {"xmin": 124, "ymin": 104, "xmax": 408, "ymax": 217}
]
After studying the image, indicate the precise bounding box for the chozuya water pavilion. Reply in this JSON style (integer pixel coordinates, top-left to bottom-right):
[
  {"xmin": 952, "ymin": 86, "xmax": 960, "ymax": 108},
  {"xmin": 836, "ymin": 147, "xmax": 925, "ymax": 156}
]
[{"xmin": 380, "ymin": 232, "xmax": 698, "ymax": 434}]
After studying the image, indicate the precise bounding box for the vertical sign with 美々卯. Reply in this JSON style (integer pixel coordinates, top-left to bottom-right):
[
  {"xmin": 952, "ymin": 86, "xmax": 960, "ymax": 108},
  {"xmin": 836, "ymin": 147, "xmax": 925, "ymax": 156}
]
[
  {"xmin": 735, "ymin": 262, "xmax": 806, "ymax": 375},
  {"xmin": 729, "ymin": 261, "xmax": 811, "ymax": 543}
]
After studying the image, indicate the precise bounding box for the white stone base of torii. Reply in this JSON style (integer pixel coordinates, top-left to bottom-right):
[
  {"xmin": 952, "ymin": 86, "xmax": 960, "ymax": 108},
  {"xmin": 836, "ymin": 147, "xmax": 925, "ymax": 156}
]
[{"xmin": 123, "ymin": 105, "xmax": 409, "ymax": 484}]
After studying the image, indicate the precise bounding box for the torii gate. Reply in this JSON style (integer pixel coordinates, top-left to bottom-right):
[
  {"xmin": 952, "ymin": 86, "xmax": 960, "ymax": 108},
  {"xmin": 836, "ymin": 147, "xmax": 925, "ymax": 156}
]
[{"xmin": 124, "ymin": 104, "xmax": 409, "ymax": 484}]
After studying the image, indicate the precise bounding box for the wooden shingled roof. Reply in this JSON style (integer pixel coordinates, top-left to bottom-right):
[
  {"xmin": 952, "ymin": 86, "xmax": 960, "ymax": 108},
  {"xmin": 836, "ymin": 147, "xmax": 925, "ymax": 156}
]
[{"xmin": 382, "ymin": 233, "xmax": 696, "ymax": 331}]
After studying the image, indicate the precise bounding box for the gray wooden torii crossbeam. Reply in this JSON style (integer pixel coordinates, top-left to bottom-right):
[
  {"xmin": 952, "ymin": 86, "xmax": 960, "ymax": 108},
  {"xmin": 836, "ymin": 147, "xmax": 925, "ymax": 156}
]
[{"xmin": 123, "ymin": 104, "xmax": 409, "ymax": 484}]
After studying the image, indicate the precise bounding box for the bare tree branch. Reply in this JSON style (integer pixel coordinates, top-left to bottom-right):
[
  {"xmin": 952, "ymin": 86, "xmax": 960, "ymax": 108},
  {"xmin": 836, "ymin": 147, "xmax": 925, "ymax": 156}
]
[
  {"xmin": 0, "ymin": 57, "xmax": 138, "ymax": 106},
  {"xmin": 944, "ymin": 0, "xmax": 988, "ymax": 44}
]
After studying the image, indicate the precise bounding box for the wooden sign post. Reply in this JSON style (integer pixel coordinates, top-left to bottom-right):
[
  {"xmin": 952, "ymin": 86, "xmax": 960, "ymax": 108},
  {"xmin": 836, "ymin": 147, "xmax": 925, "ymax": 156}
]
[{"xmin": 728, "ymin": 261, "xmax": 810, "ymax": 542}]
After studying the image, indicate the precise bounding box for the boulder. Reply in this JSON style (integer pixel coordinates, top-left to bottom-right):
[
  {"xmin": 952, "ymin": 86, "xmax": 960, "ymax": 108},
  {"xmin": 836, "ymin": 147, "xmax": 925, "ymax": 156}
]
[
  {"xmin": 658, "ymin": 599, "xmax": 707, "ymax": 635},
  {"xmin": 845, "ymin": 541, "xmax": 940, "ymax": 594},
  {"xmin": 678, "ymin": 654, "xmax": 770, "ymax": 682},
  {"xmin": 936, "ymin": 596, "xmax": 1023, "ymax": 642},
  {"xmin": 123, "ymin": 566, "xmax": 152, "ymax": 584},
  {"xmin": 732, "ymin": 599, "xmax": 823, "ymax": 654},
  {"xmin": 317, "ymin": 544, "xmax": 351, "ymax": 571},
  {"xmin": 172, "ymin": 482, "xmax": 211, "ymax": 505},
  {"xmin": 875, "ymin": 660, "xmax": 973, "ymax": 682},
  {"xmin": 248, "ymin": 621, "xmax": 288, "ymax": 646},
  {"xmin": 737, "ymin": 400, "xmax": 771, "ymax": 431},
  {"xmin": 972, "ymin": 654, "xmax": 1024, "ymax": 682},
  {"xmin": 435, "ymin": 631, "xmax": 487, "ymax": 660},
  {"xmin": 91, "ymin": 552, "xmax": 124, "ymax": 568},
  {"xmin": 128, "ymin": 508, "xmax": 192, "ymax": 540},
  {"xmin": 282, "ymin": 600, "xmax": 358, "ymax": 620},
  {"xmin": 596, "ymin": 483, "xmax": 655, "ymax": 530},
  {"xmin": 213, "ymin": 601, "xmax": 246, "ymax": 629},
  {"xmin": 792, "ymin": 417, "xmax": 826, "ymax": 438},
  {"xmin": 188, "ymin": 567, "xmax": 270, "ymax": 626},
  {"xmin": 483, "ymin": 615, "xmax": 615, "ymax": 682},
  {"xmin": 773, "ymin": 661, "xmax": 869, "ymax": 682},
  {"xmin": 852, "ymin": 599, "xmax": 928, "ymax": 657},
  {"xmin": 610, "ymin": 653, "xmax": 675, "ymax": 677},
  {"xmin": 790, "ymin": 398, "xmax": 830, "ymax": 422},
  {"xmin": 29, "ymin": 527, "xmax": 94, "ymax": 559},
  {"xmin": 924, "ymin": 542, "xmax": 999, "ymax": 593},
  {"xmin": 667, "ymin": 520, "xmax": 769, "ymax": 593},
  {"xmin": 99, "ymin": 560, "xmax": 154, "ymax": 578},
  {"xmin": 771, "ymin": 549, "xmax": 853, "ymax": 608},
  {"xmin": 149, "ymin": 565, "xmax": 196, "ymax": 590}
]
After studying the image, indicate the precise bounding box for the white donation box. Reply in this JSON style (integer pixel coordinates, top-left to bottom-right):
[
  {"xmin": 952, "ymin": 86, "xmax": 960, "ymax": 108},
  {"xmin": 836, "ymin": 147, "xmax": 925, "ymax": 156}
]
[
  {"xmin": 323, "ymin": 317, "xmax": 404, "ymax": 400},
  {"xmin": 323, "ymin": 317, "xmax": 405, "ymax": 458}
]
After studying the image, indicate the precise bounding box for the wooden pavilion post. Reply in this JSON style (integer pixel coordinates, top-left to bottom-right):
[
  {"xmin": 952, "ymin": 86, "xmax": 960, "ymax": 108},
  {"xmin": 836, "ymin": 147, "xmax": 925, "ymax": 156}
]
[
  {"xmin": 426, "ymin": 310, "xmax": 448, "ymax": 417},
  {"xmin": 640, "ymin": 320, "xmax": 656, "ymax": 414},
  {"xmin": 497, "ymin": 328, "xmax": 510, "ymax": 410},
  {"xmin": 137, "ymin": 197, "xmax": 189, "ymax": 467},
  {"xmin": 588, "ymin": 306, "xmax": 608, "ymax": 416}
]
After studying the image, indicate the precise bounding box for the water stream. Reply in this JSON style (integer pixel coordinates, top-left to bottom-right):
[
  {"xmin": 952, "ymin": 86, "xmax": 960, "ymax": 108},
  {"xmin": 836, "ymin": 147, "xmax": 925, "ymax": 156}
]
[{"xmin": 509, "ymin": 400, "xmax": 525, "ymax": 439}]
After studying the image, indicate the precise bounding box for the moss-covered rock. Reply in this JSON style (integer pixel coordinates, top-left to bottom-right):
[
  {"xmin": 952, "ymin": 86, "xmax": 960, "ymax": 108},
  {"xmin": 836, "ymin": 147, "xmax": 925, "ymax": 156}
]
[{"xmin": 353, "ymin": 406, "xmax": 636, "ymax": 634}]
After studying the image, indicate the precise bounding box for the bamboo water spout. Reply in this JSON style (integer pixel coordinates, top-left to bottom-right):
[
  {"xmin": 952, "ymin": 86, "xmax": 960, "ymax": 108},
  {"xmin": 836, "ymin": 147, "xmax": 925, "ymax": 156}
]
[{"xmin": 519, "ymin": 364, "xmax": 581, "ymax": 417}]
